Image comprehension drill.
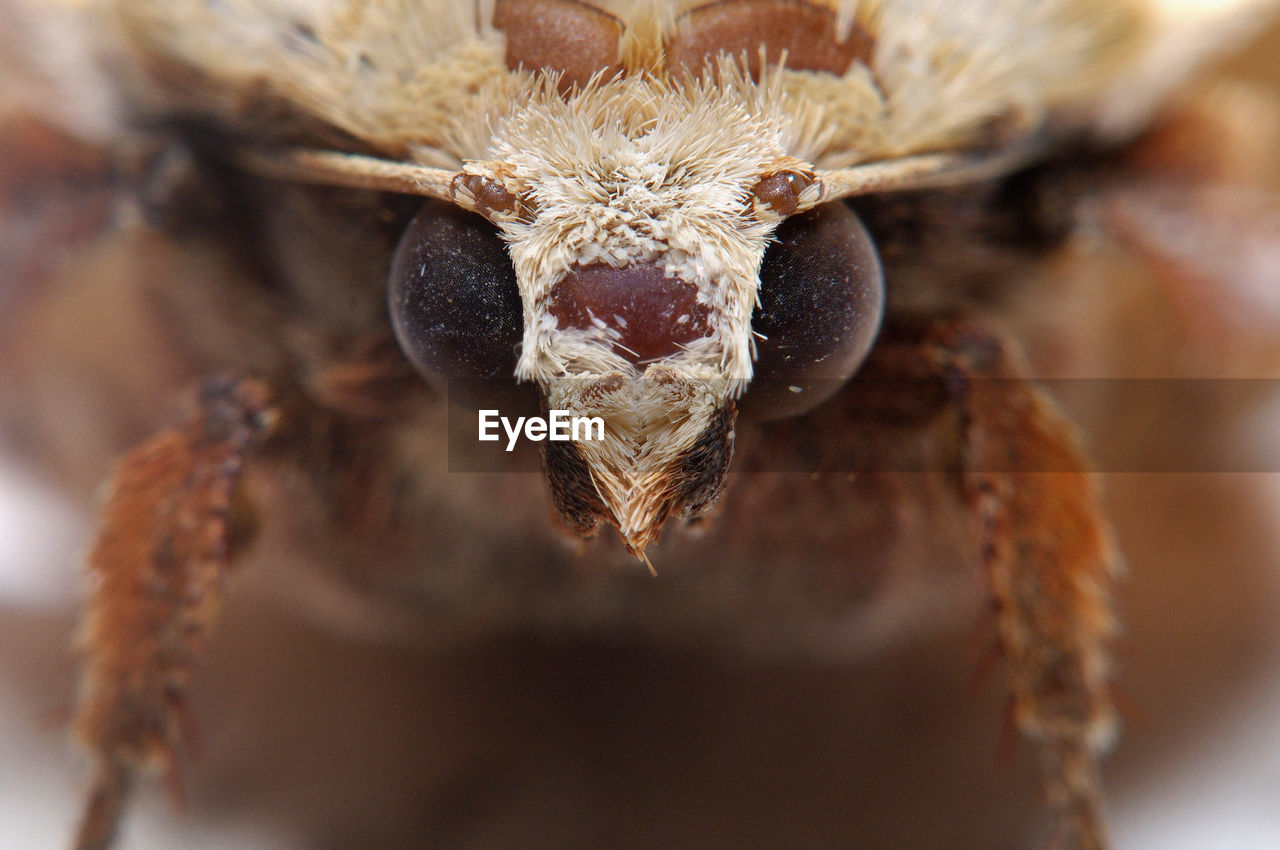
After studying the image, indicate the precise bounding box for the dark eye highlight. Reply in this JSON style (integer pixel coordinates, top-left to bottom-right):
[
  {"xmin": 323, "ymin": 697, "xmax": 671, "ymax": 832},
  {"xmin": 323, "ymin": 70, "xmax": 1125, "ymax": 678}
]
[
  {"xmin": 388, "ymin": 201, "xmax": 523, "ymax": 391},
  {"xmin": 740, "ymin": 202, "xmax": 885, "ymax": 420}
]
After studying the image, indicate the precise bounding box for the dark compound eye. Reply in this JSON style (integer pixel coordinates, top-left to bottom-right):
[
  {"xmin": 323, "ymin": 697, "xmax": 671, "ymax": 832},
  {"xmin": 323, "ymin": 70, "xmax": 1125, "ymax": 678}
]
[
  {"xmin": 739, "ymin": 201, "xmax": 885, "ymax": 421},
  {"xmin": 389, "ymin": 201, "xmax": 524, "ymax": 392}
]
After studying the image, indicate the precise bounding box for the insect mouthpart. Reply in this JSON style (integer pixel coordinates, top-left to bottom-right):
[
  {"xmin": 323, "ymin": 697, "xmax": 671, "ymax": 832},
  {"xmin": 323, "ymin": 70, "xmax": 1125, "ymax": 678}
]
[
  {"xmin": 516, "ymin": 257, "xmax": 740, "ymax": 555},
  {"xmin": 541, "ymin": 364, "xmax": 737, "ymax": 558},
  {"xmin": 536, "ymin": 201, "xmax": 886, "ymax": 556}
]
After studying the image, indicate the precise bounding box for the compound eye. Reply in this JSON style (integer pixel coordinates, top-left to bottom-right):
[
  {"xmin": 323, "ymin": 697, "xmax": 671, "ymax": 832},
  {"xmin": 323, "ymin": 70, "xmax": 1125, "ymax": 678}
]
[
  {"xmin": 389, "ymin": 201, "xmax": 523, "ymax": 391},
  {"xmin": 740, "ymin": 202, "xmax": 885, "ymax": 420}
]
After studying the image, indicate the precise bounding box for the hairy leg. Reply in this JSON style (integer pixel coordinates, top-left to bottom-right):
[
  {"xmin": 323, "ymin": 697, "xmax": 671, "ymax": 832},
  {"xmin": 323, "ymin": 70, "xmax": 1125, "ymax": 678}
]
[
  {"xmin": 71, "ymin": 376, "xmax": 275, "ymax": 850},
  {"xmin": 864, "ymin": 316, "xmax": 1119, "ymax": 850}
]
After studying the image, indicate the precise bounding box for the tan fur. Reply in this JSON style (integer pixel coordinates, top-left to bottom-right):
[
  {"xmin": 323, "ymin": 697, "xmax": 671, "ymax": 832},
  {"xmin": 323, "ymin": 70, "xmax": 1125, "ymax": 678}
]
[{"xmin": 109, "ymin": 1, "xmax": 1146, "ymax": 162}]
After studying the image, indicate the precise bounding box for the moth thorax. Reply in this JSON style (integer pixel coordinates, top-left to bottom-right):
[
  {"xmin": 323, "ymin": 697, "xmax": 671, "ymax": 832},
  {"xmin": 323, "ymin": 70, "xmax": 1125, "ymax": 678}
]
[{"xmin": 546, "ymin": 263, "xmax": 713, "ymax": 363}]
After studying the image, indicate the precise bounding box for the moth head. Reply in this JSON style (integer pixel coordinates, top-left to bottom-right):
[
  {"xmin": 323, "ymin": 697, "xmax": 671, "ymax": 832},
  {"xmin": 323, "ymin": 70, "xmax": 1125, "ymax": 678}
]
[
  {"xmin": 257, "ymin": 67, "xmax": 1030, "ymax": 556},
  {"xmin": 375, "ymin": 75, "xmax": 893, "ymax": 556}
]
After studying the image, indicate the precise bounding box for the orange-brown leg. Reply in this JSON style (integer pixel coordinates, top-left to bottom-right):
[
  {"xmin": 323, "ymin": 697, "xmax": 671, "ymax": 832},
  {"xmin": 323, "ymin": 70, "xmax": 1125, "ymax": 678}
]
[
  {"xmin": 867, "ymin": 317, "xmax": 1120, "ymax": 849},
  {"xmin": 71, "ymin": 375, "xmax": 275, "ymax": 850}
]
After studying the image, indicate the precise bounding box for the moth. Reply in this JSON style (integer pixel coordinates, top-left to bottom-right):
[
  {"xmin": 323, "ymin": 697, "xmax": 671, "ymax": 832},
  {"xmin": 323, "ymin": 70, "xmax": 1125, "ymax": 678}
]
[{"xmin": 1, "ymin": 0, "xmax": 1278, "ymax": 848}]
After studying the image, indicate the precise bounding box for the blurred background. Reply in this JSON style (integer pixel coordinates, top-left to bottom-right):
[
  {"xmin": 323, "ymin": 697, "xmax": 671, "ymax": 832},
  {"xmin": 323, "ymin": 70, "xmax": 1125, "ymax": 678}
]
[{"xmin": 2, "ymin": 470, "xmax": 1280, "ymax": 849}]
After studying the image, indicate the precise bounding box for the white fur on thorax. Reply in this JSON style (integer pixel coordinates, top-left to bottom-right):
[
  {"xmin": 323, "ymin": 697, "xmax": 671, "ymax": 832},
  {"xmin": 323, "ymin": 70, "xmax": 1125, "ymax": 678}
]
[{"xmin": 470, "ymin": 67, "xmax": 819, "ymax": 387}]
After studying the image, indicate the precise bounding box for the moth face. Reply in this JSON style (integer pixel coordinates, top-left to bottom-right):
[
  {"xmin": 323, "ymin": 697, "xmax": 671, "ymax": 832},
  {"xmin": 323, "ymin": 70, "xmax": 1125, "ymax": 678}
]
[{"xmin": 390, "ymin": 82, "xmax": 884, "ymax": 554}]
